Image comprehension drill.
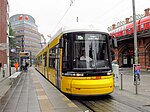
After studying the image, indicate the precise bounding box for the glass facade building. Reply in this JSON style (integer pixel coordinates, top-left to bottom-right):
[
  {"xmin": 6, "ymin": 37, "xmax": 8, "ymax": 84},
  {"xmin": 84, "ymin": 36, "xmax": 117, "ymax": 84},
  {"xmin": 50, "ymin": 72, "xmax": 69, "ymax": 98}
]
[{"xmin": 9, "ymin": 14, "xmax": 41, "ymax": 61}]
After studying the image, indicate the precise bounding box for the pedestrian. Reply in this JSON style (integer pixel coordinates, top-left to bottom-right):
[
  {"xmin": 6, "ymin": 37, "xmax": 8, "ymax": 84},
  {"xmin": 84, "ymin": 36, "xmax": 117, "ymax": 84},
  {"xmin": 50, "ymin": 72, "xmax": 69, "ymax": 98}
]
[
  {"xmin": 20, "ymin": 64, "xmax": 24, "ymax": 71},
  {"xmin": 24, "ymin": 62, "xmax": 29, "ymax": 72},
  {"xmin": 14, "ymin": 62, "xmax": 19, "ymax": 72}
]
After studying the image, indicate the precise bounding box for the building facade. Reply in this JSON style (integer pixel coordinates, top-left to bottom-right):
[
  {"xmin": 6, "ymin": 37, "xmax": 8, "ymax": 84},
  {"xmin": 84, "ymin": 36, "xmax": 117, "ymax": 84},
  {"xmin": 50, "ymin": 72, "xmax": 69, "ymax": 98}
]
[
  {"xmin": 9, "ymin": 14, "xmax": 42, "ymax": 63},
  {"xmin": 109, "ymin": 8, "xmax": 150, "ymax": 70},
  {"xmin": 0, "ymin": 0, "xmax": 9, "ymax": 67}
]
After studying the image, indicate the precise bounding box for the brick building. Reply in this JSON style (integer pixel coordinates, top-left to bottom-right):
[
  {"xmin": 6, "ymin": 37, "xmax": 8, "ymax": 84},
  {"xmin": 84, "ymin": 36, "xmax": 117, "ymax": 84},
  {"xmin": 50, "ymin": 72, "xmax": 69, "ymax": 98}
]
[
  {"xmin": 0, "ymin": 0, "xmax": 9, "ymax": 67},
  {"xmin": 110, "ymin": 8, "xmax": 150, "ymax": 70}
]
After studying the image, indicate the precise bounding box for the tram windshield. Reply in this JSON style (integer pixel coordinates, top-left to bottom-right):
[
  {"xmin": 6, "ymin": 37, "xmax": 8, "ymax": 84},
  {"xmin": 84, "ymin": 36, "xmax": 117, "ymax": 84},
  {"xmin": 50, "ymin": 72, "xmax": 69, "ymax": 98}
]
[{"xmin": 73, "ymin": 33, "xmax": 110, "ymax": 70}]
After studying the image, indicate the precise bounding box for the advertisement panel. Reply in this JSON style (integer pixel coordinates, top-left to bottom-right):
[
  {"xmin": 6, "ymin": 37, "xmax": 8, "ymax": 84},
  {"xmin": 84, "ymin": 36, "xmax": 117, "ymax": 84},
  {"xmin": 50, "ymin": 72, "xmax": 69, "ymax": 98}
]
[{"xmin": 133, "ymin": 64, "xmax": 141, "ymax": 85}]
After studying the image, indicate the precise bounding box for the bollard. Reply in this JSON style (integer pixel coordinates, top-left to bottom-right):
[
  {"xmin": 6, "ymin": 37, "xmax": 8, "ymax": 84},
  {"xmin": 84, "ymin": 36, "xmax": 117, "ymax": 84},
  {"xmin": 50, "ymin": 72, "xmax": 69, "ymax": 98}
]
[
  {"xmin": 2, "ymin": 69, "xmax": 5, "ymax": 77},
  {"xmin": 120, "ymin": 73, "xmax": 123, "ymax": 90}
]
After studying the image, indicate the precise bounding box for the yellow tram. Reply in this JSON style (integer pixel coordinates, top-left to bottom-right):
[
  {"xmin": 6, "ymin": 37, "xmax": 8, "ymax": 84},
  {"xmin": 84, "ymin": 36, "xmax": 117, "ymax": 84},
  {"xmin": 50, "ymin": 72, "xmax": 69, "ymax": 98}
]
[{"xmin": 35, "ymin": 24, "xmax": 116, "ymax": 96}]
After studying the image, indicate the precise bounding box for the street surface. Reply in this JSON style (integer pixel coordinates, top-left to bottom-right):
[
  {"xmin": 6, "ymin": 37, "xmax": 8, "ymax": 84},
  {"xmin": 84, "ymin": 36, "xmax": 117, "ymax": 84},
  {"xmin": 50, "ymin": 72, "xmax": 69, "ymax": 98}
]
[
  {"xmin": 0, "ymin": 67, "xmax": 150, "ymax": 112},
  {"xmin": 72, "ymin": 68, "xmax": 150, "ymax": 112}
]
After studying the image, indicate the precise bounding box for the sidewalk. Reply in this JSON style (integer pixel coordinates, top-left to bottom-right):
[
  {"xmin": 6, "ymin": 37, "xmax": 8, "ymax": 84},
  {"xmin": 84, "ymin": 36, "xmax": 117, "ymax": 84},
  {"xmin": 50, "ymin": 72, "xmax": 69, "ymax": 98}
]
[
  {"xmin": 0, "ymin": 67, "xmax": 16, "ymax": 101},
  {"xmin": 0, "ymin": 67, "xmax": 82, "ymax": 112},
  {"xmin": 113, "ymin": 68, "xmax": 150, "ymax": 111}
]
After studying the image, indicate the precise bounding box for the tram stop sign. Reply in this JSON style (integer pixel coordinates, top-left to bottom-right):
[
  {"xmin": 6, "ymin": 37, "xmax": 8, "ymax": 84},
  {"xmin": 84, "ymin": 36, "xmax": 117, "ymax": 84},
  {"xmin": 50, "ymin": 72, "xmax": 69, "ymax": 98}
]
[{"xmin": 19, "ymin": 52, "xmax": 30, "ymax": 58}]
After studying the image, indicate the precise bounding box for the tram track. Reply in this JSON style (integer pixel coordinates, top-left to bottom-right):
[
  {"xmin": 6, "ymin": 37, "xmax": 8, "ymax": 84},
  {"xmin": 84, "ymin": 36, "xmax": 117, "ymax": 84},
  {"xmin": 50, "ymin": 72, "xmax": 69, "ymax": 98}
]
[{"xmin": 70, "ymin": 93, "xmax": 150, "ymax": 112}]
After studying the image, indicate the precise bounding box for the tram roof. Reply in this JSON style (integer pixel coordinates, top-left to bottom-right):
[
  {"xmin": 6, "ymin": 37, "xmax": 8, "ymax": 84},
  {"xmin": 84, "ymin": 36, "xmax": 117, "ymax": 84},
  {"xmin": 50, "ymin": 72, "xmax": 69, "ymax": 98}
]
[
  {"xmin": 36, "ymin": 23, "xmax": 108, "ymax": 56},
  {"xmin": 61, "ymin": 24, "xmax": 107, "ymax": 33},
  {"xmin": 49, "ymin": 23, "xmax": 108, "ymax": 43}
]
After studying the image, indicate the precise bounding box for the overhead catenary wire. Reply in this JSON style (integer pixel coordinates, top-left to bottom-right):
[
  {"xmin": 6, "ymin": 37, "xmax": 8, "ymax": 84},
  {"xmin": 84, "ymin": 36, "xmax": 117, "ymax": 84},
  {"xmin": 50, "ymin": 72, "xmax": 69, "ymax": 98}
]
[
  {"xmin": 51, "ymin": 0, "xmax": 148, "ymax": 34},
  {"xmin": 91, "ymin": 0, "xmax": 130, "ymax": 24},
  {"xmin": 52, "ymin": 0, "xmax": 129, "ymax": 34},
  {"xmin": 88, "ymin": 1, "xmax": 131, "ymax": 32},
  {"xmin": 52, "ymin": 0, "xmax": 75, "ymax": 34},
  {"xmin": 91, "ymin": 0, "xmax": 148, "ymax": 29}
]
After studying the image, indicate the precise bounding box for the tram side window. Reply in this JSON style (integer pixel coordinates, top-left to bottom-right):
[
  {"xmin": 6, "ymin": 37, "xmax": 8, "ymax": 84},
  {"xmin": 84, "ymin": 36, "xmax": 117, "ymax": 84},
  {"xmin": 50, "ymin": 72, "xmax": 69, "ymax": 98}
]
[
  {"xmin": 43, "ymin": 52, "xmax": 47, "ymax": 67},
  {"xmin": 40, "ymin": 55, "xmax": 42, "ymax": 63},
  {"xmin": 38, "ymin": 57, "xmax": 40, "ymax": 64},
  {"xmin": 62, "ymin": 36, "xmax": 69, "ymax": 71},
  {"xmin": 36, "ymin": 57, "xmax": 40, "ymax": 66},
  {"xmin": 55, "ymin": 45, "xmax": 59, "ymax": 69},
  {"xmin": 49, "ymin": 47, "xmax": 56, "ymax": 68}
]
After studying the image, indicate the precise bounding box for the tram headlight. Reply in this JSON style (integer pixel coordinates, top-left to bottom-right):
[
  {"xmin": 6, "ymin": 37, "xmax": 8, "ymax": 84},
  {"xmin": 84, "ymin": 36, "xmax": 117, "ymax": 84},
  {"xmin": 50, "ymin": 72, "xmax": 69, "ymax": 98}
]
[
  {"xmin": 72, "ymin": 73, "xmax": 84, "ymax": 76},
  {"xmin": 107, "ymin": 72, "xmax": 112, "ymax": 76},
  {"xmin": 63, "ymin": 73, "xmax": 84, "ymax": 76},
  {"xmin": 75, "ymin": 73, "xmax": 84, "ymax": 76}
]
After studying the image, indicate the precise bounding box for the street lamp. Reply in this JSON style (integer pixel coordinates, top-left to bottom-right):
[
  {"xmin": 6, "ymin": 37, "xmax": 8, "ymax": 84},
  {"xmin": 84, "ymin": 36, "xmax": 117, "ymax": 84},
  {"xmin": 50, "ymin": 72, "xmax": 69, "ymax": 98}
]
[{"xmin": 40, "ymin": 34, "xmax": 46, "ymax": 48}]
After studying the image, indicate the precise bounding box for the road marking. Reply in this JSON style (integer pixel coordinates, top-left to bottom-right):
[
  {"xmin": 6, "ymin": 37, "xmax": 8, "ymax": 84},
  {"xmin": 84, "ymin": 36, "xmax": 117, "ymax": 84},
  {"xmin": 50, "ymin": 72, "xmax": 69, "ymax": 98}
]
[
  {"xmin": 68, "ymin": 103, "xmax": 77, "ymax": 107},
  {"xmin": 38, "ymin": 95, "xmax": 48, "ymax": 100},
  {"xmin": 62, "ymin": 97, "xmax": 70, "ymax": 101}
]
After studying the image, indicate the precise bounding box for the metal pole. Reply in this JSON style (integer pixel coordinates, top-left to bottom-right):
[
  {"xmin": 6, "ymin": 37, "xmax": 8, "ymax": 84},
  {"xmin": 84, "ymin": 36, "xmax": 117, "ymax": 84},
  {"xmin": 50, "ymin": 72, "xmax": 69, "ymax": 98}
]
[
  {"xmin": 41, "ymin": 34, "xmax": 46, "ymax": 45},
  {"xmin": 30, "ymin": 51, "xmax": 32, "ymax": 66},
  {"xmin": 132, "ymin": 0, "xmax": 139, "ymax": 95},
  {"xmin": 8, "ymin": 36, "xmax": 15, "ymax": 76},
  {"xmin": 77, "ymin": 17, "xmax": 78, "ymax": 22},
  {"xmin": 7, "ymin": 35, "xmax": 10, "ymax": 76},
  {"xmin": 135, "ymin": 75, "xmax": 138, "ymax": 94},
  {"xmin": 132, "ymin": 0, "xmax": 138, "ymax": 64},
  {"xmin": 120, "ymin": 73, "xmax": 123, "ymax": 90},
  {"xmin": 21, "ymin": 37, "xmax": 24, "ymax": 67},
  {"xmin": 21, "ymin": 37, "xmax": 24, "ymax": 52},
  {"xmin": 5, "ymin": 32, "xmax": 11, "ymax": 75}
]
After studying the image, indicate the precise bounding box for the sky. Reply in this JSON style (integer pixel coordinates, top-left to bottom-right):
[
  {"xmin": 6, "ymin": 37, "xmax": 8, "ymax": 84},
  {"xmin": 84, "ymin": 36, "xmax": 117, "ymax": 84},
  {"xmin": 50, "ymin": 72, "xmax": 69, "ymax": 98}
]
[{"xmin": 8, "ymin": 0, "xmax": 150, "ymax": 42}]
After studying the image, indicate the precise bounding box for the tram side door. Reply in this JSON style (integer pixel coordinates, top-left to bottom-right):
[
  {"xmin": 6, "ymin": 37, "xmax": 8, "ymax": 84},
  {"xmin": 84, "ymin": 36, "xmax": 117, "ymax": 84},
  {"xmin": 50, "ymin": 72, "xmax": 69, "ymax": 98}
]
[{"xmin": 55, "ymin": 46, "xmax": 61, "ymax": 89}]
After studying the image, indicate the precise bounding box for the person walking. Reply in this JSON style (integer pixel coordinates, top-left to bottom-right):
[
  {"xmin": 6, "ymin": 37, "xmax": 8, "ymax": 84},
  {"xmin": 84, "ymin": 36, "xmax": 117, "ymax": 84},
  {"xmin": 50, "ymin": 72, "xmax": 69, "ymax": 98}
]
[{"xmin": 24, "ymin": 62, "xmax": 29, "ymax": 72}]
